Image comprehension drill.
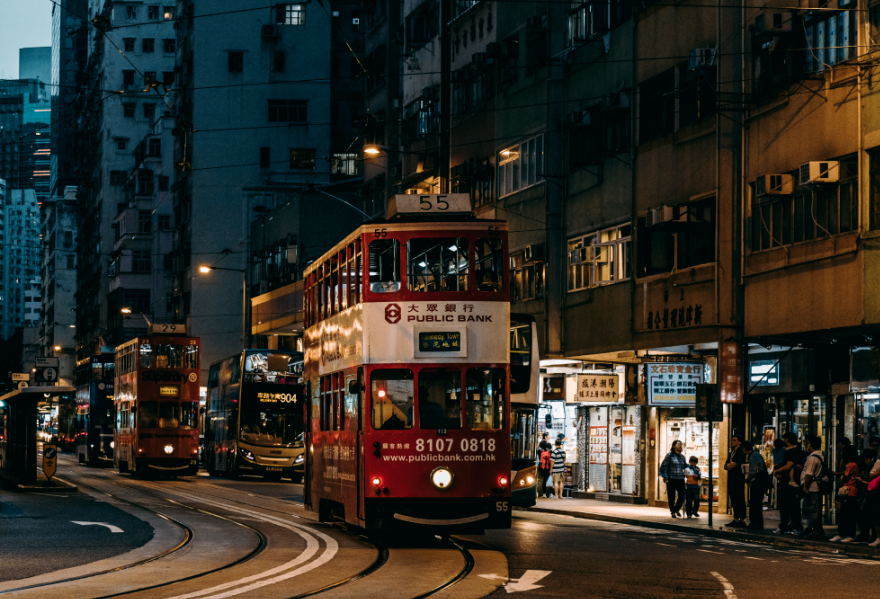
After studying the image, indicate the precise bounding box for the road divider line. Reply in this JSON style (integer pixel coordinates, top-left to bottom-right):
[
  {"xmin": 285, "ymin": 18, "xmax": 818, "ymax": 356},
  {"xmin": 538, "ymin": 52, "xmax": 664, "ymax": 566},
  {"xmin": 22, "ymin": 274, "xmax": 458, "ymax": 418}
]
[{"xmin": 710, "ymin": 572, "xmax": 737, "ymax": 599}]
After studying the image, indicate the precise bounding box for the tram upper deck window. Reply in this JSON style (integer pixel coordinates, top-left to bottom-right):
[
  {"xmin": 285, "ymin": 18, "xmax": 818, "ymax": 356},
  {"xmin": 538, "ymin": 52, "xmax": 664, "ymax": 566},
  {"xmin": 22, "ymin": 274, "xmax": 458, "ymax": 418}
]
[
  {"xmin": 418, "ymin": 369, "xmax": 463, "ymax": 430},
  {"xmin": 466, "ymin": 368, "xmax": 505, "ymax": 429},
  {"xmin": 408, "ymin": 238, "xmax": 469, "ymax": 292},
  {"xmin": 140, "ymin": 343, "xmax": 153, "ymax": 368},
  {"xmin": 139, "ymin": 401, "xmax": 159, "ymax": 428},
  {"xmin": 369, "ymin": 239, "xmax": 400, "ymax": 293},
  {"xmin": 139, "ymin": 343, "xmax": 199, "ymax": 369},
  {"xmin": 474, "ymin": 238, "xmax": 503, "ymax": 292},
  {"xmin": 371, "ymin": 369, "xmax": 413, "ymax": 430}
]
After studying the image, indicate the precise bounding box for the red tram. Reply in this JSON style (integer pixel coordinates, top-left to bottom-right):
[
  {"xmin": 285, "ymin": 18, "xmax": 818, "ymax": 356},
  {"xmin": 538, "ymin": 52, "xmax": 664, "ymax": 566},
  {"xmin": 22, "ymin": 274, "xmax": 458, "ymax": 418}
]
[
  {"xmin": 114, "ymin": 332, "xmax": 201, "ymax": 475},
  {"xmin": 303, "ymin": 195, "xmax": 511, "ymax": 532}
]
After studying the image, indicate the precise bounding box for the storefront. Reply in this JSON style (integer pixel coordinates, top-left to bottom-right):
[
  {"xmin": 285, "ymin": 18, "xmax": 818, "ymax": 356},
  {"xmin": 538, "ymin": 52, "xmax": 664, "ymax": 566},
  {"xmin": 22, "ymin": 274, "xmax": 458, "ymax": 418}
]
[{"xmin": 586, "ymin": 403, "xmax": 641, "ymax": 495}]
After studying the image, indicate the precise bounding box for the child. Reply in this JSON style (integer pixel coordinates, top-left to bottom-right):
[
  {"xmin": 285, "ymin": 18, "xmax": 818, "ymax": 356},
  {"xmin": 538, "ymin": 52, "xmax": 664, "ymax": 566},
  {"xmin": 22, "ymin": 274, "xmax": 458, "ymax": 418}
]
[{"xmin": 684, "ymin": 456, "xmax": 702, "ymax": 518}]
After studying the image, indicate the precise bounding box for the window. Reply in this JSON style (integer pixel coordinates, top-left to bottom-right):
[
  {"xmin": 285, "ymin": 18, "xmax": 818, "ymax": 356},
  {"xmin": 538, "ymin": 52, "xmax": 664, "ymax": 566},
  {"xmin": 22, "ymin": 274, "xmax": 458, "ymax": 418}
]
[
  {"xmin": 123, "ymin": 104, "xmax": 135, "ymax": 118},
  {"xmin": 332, "ymin": 153, "xmax": 358, "ymax": 176},
  {"xmin": 273, "ymin": 51, "xmax": 286, "ymax": 72},
  {"xmin": 371, "ymin": 369, "xmax": 413, "ymax": 430},
  {"xmin": 164, "ymin": 6, "xmax": 175, "ymax": 19},
  {"xmin": 110, "ymin": 170, "xmax": 127, "ymax": 185},
  {"xmin": 498, "ymin": 134, "xmax": 544, "ymax": 198},
  {"xmin": 466, "ymin": 368, "xmax": 504, "ymax": 429},
  {"xmin": 144, "ymin": 71, "xmax": 157, "ymax": 86},
  {"xmin": 143, "ymin": 103, "xmax": 156, "ymax": 119},
  {"xmin": 132, "ymin": 249, "xmax": 151, "ymax": 273},
  {"xmin": 66, "ymin": 255, "xmax": 75, "ymax": 269},
  {"xmin": 568, "ymin": 224, "xmax": 631, "ymax": 291},
  {"xmin": 260, "ymin": 147, "xmax": 271, "ymax": 169},
  {"xmin": 117, "ymin": 140, "xmax": 128, "ymax": 150},
  {"xmin": 639, "ymin": 69, "xmax": 675, "ymax": 142},
  {"xmin": 365, "ymin": 46, "xmax": 386, "ymax": 92},
  {"xmin": 569, "ymin": 108, "xmax": 602, "ymax": 168},
  {"xmin": 474, "ymin": 238, "xmax": 504, "ymax": 291},
  {"xmin": 163, "ymin": 71, "xmax": 175, "ymax": 86},
  {"xmin": 368, "ymin": 239, "xmax": 400, "ymax": 293},
  {"xmin": 147, "ymin": 137, "xmax": 161, "ymax": 156},
  {"xmin": 138, "ymin": 211, "xmax": 152, "ymax": 233},
  {"xmin": 510, "ymin": 251, "xmax": 545, "ymax": 301},
  {"xmin": 678, "ymin": 63, "xmax": 716, "ymax": 127},
  {"xmin": 527, "ymin": 24, "xmax": 548, "ymax": 71},
  {"xmin": 407, "ymin": 0, "xmax": 439, "ymax": 50},
  {"xmin": 124, "ymin": 289, "xmax": 151, "ymax": 313},
  {"xmin": 289, "ymin": 148, "xmax": 316, "ymax": 169},
  {"xmin": 804, "ymin": 9, "xmax": 857, "ymax": 72},
  {"xmin": 148, "ymin": 5, "xmax": 159, "ymax": 19},
  {"xmin": 163, "ymin": 38, "xmax": 176, "ymax": 53},
  {"xmin": 268, "ymin": 99, "xmax": 307, "ymax": 122},
  {"xmin": 419, "ymin": 370, "xmax": 462, "ymax": 430},
  {"xmin": 228, "ymin": 51, "xmax": 244, "ymax": 72},
  {"xmin": 139, "ymin": 402, "xmax": 158, "ymax": 428},
  {"xmin": 123, "ymin": 38, "xmax": 135, "ymax": 52},
  {"xmin": 405, "ymin": 95, "xmax": 439, "ymax": 140},
  {"xmin": 158, "ymin": 215, "xmax": 171, "ymax": 230},
  {"xmin": 276, "ymin": 3, "xmax": 306, "ymax": 25},
  {"xmin": 127, "ymin": 5, "xmax": 137, "ymax": 19},
  {"xmin": 637, "ymin": 198, "xmax": 714, "ymax": 277},
  {"xmin": 501, "ymin": 37, "xmax": 519, "ymax": 83},
  {"xmin": 158, "ymin": 176, "xmax": 169, "ymax": 191},
  {"xmin": 567, "ymin": 0, "xmax": 608, "ymax": 47},
  {"xmin": 122, "ymin": 70, "xmax": 135, "ymax": 86},
  {"xmin": 180, "ymin": 402, "xmax": 197, "ymax": 429},
  {"xmin": 142, "ymin": 38, "xmax": 155, "ymax": 53},
  {"xmin": 407, "ymin": 238, "xmax": 469, "ymax": 292}
]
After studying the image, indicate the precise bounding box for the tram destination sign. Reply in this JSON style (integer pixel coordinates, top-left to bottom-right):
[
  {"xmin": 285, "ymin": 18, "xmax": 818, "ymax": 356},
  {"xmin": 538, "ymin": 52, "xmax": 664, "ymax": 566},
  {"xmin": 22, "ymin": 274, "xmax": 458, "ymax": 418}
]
[
  {"xmin": 388, "ymin": 194, "xmax": 471, "ymax": 218},
  {"xmin": 418, "ymin": 331, "xmax": 462, "ymax": 352}
]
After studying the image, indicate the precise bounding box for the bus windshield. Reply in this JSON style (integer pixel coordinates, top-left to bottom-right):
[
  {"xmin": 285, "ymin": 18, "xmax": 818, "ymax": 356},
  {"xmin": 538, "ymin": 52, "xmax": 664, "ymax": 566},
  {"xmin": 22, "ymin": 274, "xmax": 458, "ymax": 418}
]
[{"xmin": 239, "ymin": 383, "xmax": 302, "ymax": 446}]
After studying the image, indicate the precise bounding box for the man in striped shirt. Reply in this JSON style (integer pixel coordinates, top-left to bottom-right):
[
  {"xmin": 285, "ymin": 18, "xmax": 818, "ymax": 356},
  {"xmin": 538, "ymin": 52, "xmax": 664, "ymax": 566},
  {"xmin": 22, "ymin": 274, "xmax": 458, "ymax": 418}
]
[{"xmin": 550, "ymin": 440, "xmax": 566, "ymax": 499}]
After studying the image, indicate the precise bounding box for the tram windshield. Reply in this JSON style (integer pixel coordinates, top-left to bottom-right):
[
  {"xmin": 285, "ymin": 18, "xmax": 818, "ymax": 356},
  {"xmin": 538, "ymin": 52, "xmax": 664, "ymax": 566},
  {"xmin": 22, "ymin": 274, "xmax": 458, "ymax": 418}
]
[
  {"xmin": 466, "ymin": 368, "xmax": 505, "ymax": 430},
  {"xmin": 371, "ymin": 369, "xmax": 414, "ymax": 430},
  {"xmin": 418, "ymin": 369, "xmax": 462, "ymax": 429},
  {"xmin": 239, "ymin": 383, "xmax": 301, "ymax": 446}
]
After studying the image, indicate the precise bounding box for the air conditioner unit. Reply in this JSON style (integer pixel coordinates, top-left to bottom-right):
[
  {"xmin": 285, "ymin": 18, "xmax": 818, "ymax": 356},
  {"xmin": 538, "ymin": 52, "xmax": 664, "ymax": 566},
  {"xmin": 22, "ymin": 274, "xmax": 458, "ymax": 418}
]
[
  {"xmin": 754, "ymin": 12, "xmax": 793, "ymax": 36},
  {"xmin": 569, "ymin": 247, "xmax": 588, "ymax": 265},
  {"xmin": 525, "ymin": 244, "xmax": 544, "ymax": 262},
  {"xmin": 688, "ymin": 47, "xmax": 716, "ymax": 70},
  {"xmin": 472, "ymin": 52, "xmax": 493, "ymax": 65},
  {"xmin": 755, "ymin": 173, "xmax": 793, "ymax": 196},
  {"xmin": 799, "ymin": 161, "xmax": 839, "ymax": 185},
  {"xmin": 647, "ymin": 205, "xmax": 675, "ymax": 226},
  {"xmin": 526, "ymin": 15, "xmax": 545, "ymax": 30},
  {"xmin": 565, "ymin": 110, "xmax": 590, "ymax": 127},
  {"xmin": 261, "ymin": 24, "xmax": 278, "ymax": 37}
]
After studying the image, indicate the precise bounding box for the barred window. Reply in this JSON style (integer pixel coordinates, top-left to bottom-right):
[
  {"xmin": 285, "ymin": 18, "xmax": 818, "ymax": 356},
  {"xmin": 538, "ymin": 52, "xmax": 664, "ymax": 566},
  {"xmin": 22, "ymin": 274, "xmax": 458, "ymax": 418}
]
[{"xmin": 268, "ymin": 100, "xmax": 307, "ymax": 122}]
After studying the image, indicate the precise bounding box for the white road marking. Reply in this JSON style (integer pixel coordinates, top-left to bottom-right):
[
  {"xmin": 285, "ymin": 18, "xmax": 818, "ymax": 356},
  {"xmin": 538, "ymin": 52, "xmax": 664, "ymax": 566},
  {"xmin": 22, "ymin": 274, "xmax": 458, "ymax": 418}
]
[
  {"xmin": 479, "ymin": 571, "xmax": 551, "ymax": 593},
  {"xmin": 744, "ymin": 557, "xmax": 764, "ymax": 560},
  {"xmin": 710, "ymin": 572, "xmax": 738, "ymax": 599},
  {"xmin": 697, "ymin": 550, "xmax": 723, "ymax": 555},
  {"xmin": 656, "ymin": 543, "xmax": 674, "ymax": 547},
  {"xmin": 71, "ymin": 521, "xmax": 123, "ymax": 533}
]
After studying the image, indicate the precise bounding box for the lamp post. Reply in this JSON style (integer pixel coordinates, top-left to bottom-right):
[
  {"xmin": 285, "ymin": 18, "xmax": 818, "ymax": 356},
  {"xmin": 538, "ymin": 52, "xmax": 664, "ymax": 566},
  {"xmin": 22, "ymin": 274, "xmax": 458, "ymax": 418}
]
[{"xmin": 199, "ymin": 265, "xmax": 248, "ymax": 350}]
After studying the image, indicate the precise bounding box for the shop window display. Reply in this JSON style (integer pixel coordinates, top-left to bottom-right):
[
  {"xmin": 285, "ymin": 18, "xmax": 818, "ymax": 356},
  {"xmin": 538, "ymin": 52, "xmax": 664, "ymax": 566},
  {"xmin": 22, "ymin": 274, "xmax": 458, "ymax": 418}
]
[
  {"xmin": 588, "ymin": 405, "xmax": 638, "ymax": 494},
  {"xmin": 659, "ymin": 414, "xmax": 719, "ymax": 504}
]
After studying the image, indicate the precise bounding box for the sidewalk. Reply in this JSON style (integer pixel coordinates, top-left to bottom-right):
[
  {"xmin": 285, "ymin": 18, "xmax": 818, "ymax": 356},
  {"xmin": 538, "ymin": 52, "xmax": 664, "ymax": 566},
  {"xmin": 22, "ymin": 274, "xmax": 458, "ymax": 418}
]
[{"xmin": 519, "ymin": 497, "xmax": 880, "ymax": 559}]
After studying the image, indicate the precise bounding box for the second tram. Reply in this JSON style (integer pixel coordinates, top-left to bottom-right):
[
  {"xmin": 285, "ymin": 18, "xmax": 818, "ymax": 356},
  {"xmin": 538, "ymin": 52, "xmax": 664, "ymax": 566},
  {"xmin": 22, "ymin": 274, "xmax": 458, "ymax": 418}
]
[
  {"xmin": 74, "ymin": 352, "xmax": 116, "ymax": 465},
  {"xmin": 303, "ymin": 194, "xmax": 512, "ymax": 532},
  {"xmin": 510, "ymin": 313, "xmax": 540, "ymax": 507},
  {"xmin": 114, "ymin": 333, "xmax": 201, "ymax": 475},
  {"xmin": 204, "ymin": 350, "xmax": 305, "ymax": 480}
]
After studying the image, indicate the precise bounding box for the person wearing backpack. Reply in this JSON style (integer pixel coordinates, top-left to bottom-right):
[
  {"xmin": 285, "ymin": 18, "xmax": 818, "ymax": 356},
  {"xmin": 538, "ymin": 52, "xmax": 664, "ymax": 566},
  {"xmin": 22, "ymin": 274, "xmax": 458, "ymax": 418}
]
[
  {"xmin": 800, "ymin": 434, "xmax": 827, "ymax": 540},
  {"xmin": 537, "ymin": 434, "xmax": 553, "ymax": 498}
]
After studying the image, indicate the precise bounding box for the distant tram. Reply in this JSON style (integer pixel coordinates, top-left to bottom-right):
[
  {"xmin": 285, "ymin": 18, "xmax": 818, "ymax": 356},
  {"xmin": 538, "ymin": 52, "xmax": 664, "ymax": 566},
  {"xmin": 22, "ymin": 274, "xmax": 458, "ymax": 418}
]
[
  {"xmin": 74, "ymin": 351, "xmax": 116, "ymax": 465},
  {"xmin": 114, "ymin": 332, "xmax": 201, "ymax": 475},
  {"xmin": 303, "ymin": 195, "xmax": 512, "ymax": 532}
]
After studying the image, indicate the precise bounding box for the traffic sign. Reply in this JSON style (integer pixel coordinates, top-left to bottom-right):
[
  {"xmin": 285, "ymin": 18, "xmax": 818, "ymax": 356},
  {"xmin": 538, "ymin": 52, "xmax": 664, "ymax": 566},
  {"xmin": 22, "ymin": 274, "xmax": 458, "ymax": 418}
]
[
  {"xmin": 17, "ymin": 381, "xmax": 28, "ymax": 389},
  {"xmin": 11, "ymin": 373, "xmax": 29, "ymax": 382},
  {"xmin": 42, "ymin": 444, "xmax": 57, "ymax": 480},
  {"xmin": 35, "ymin": 357, "xmax": 59, "ymax": 368},
  {"xmin": 36, "ymin": 367, "xmax": 58, "ymax": 383}
]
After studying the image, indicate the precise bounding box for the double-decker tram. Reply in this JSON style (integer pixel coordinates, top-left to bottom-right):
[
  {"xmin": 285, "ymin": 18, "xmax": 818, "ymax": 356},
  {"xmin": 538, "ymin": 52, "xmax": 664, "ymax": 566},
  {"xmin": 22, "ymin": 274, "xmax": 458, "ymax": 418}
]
[
  {"xmin": 303, "ymin": 194, "xmax": 512, "ymax": 532},
  {"xmin": 74, "ymin": 352, "xmax": 116, "ymax": 465},
  {"xmin": 204, "ymin": 350, "xmax": 305, "ymax": 481},
  {"xmin": 114, "ymin": 332, "xmax": 201, "ymax": 475}
]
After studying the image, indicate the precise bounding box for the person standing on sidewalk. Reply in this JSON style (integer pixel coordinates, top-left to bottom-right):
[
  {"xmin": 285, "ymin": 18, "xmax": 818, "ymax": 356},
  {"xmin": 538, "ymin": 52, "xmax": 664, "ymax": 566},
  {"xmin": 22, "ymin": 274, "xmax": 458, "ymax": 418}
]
[
  {"xmin": 725, "ymin": 434, "xmax": 748, "ymax": 528},
  {"xmin": 684, "ymin": 456, "xmax": 702, "ymax": 518},
  {"xmin": 660, "ymin": 440, "xmax": 687, "ymax": 517},
  {"xmin": 771, "ymin": 438, "xmax": 786, "ymax": 508},
  {"xmin": 830, "ymin": 445, "xmax": 861, "ymax": 543},
  {"xmin": 537, "ymin": 434, "xmax": 553, "ymax": 498},
  {"xmin": 800, "ymin": 434, "xmax": 827, "ymax": 540},
  {"xmin": 857, "ymin": 447, "xmax": 880, "ymax": 547},
  {"xmin": 773, "ymin": 432, "xmax": 805, "ymax": 535},
  {"xmin": 742, "ymin": 440, "xmax": 769, "ymax": 530},
  {"xmin": 551, "ymin": 439, "xmax": 566, "ymax": 499}
]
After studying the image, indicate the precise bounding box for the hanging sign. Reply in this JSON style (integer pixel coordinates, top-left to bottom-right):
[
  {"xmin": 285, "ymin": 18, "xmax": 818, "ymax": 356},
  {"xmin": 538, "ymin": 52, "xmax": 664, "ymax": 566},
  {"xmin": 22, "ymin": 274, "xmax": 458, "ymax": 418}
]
[{"xmin": 646, "ymin": 363, "xmax": 704, "ymax": 406}]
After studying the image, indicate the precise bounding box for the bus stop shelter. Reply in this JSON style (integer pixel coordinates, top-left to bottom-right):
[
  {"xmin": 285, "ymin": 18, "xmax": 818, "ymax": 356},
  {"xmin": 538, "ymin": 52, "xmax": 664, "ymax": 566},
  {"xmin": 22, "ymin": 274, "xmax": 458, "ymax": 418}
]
[{"xmin": 0, "ymin": 385, "xmax": 75, "ymax": 485}]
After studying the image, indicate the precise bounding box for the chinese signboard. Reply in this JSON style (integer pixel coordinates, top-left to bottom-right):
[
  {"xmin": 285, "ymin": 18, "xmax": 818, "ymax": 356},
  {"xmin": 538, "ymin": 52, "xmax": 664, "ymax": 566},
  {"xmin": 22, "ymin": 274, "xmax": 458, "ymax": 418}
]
[
  {"xmin": 646, "ymin": 363, "xmax": 704, "ymax": 406},
  {"xmin": 418, "ymin": 331, "xmax": 462, "ymax": 352},
  {"xmin": 646, "ymin": 304, "xmax": 703, "ymax": 330},
  {"xmin": 571, "ymin": 374, "xmax": 620, "ymax": 403},
  {"xmin": 720, "ymin": 340, "xmax": 743, "ymax": 404}
]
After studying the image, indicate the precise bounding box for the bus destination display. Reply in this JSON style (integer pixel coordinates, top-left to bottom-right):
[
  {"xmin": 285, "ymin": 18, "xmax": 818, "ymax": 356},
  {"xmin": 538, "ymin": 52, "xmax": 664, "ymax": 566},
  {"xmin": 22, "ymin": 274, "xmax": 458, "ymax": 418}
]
[{"xmin": 418, "ymin": 331, "xmax": 462, "ymax": 352}]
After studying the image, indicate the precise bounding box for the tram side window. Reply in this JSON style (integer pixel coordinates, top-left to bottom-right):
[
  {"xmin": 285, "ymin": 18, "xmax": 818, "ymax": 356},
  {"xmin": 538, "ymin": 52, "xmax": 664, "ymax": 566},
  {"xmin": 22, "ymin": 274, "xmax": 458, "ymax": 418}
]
[
  {"xmin": 371, "ymin": 369, "xmax": 413, "ymax": 430},
  {"xmin": 104, "ymin": 361, "xmax": 115, "ymax": 380},
  {"xmin": 159, "ymin": 402, "xmax": 180, "ymax": 427},
  {"xmin": 154, "ymin": 344, "xmax": 185, "ymax": 368},
  {"xmin": 418, "ymin": 369, "xmax": 463, "ymax": 430},
  {"xmin": 466, "ymin": 368, "xmax": 505, "ymax": 430},
  {"xmin": 180, "ymin": 402, "xmax": 197, "ymax": 428},
  {"xmin": 369, "ymin": 239, "xmax": 400, "ymax": 293},
  {"xmin": 475, "ymin": 238, "xmax": 503, "ymax": 292},
  {"xmin": 340, "ymin": 256, "xmax": 348, "ymax": 312},
  {"xmin": 348, "ymin": 241, "xmax": 361, "ymax": 307},
  {"xmin": 320, "ymin": 375, "xmax": 331, "ymax": 431},
  {"xmin": 140, "ymin": 343, "xmax": 152, "ymax": 368},
  {"xmin": 408, "ymin": 238, "xmax": 469, "ymax": 292},
  {"xmin": 185, "ymin": 344, "xmax": 199, "ymax": 369},
  {"xmin": 139, "ymin": 401, "xmax": 159, "ymax": 428}
]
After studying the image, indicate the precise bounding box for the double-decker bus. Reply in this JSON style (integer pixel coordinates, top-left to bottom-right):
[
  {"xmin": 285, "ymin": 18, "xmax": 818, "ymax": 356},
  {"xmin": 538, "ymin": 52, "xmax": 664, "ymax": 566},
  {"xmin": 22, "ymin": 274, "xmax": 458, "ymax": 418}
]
[
  {"xmin": 114, "ymin": 333, "xmax": 201, "ymax": 475},
  {"xmin": 204, "ymin": 350, "xmax": 305, "ymax": 481},
  {"xmin": 303, "ymin": 194, "xmax": 511, "ymax": 532},
  {"xmin": 510, "ymin": 313, "xmax": 540, "ymax": 507},
  {"xmin": 74, "ymin": 352, "xmax": 116, "ymax": 465}
]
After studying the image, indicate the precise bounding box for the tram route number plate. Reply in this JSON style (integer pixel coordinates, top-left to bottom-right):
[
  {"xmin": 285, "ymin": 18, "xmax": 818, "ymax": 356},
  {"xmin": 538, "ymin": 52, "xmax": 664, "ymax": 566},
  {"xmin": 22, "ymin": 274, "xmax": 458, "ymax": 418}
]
[{"xmin": 418, "ymin": 331, "xmax": 461, "ymax": 352}]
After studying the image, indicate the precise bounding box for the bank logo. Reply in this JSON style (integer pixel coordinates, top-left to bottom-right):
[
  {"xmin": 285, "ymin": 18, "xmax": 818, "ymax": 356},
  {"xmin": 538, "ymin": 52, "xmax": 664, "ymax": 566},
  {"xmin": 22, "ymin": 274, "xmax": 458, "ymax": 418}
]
[{"xmin": 385, "ymin": 303, "xmax": 401, "ymax": 324}]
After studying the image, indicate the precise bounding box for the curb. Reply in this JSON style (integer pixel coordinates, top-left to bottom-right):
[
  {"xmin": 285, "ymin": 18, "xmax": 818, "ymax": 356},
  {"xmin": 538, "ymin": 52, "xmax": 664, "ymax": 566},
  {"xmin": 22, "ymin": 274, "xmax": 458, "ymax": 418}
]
[
  {"xmin": 0, "ymin": 471, "xmax": 78, "ymax": 493},
  {"xmin": 516, "ymin": 506, "xmax": 880, "ymax": 559}
]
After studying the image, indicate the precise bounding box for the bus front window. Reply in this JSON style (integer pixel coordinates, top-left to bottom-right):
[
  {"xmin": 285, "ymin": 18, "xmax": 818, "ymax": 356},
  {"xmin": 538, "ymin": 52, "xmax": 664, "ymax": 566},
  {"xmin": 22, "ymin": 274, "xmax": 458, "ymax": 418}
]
[
  {"xmin": 474, "ymin": 238, "xmax": 503, "ymax": 292},
  {"xmin": 239, "ymin": 385, "xmax": 301, "ymax": 445},
  {"xmin": 418, "ymin": 369, "xmax": 462, "ymax": 430}
]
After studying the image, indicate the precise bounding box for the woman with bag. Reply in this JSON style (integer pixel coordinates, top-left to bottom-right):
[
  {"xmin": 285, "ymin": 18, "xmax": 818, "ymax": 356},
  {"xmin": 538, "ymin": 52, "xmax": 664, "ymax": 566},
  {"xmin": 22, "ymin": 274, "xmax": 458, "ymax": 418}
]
[
  {"xmin": 830, "ymin": 446, "xmax": 861, "ymax": 543},
  {"xmin": 858, "ymin": 448, "xmax": 880, "ymax": 547},
  {"xmin": 743, "ymin": 440, "xmax": 770, "ymax": 530}
]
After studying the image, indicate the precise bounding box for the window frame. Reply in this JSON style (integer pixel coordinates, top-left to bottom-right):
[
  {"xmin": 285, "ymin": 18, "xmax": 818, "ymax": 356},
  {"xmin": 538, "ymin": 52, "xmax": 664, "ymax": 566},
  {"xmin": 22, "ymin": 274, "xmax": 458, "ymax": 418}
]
[
  {"xmin": 498, "ymin": 134, "xmax": 545, "ymax": 199},
  {"xmin": 568, "ymin": 224, "xmax": 632, "ymax": 292}
]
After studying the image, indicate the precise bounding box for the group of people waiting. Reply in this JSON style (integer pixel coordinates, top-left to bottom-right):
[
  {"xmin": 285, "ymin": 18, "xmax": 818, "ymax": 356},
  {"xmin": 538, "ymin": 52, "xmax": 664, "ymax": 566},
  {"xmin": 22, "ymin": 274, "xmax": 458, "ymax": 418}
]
[
  {"xmin": 536, "ymin": 432, "xmax": 567, "ymax": 499},
  {"xmin": 660, "ymin": 433, "xmax": 880, "ymax": 544}
]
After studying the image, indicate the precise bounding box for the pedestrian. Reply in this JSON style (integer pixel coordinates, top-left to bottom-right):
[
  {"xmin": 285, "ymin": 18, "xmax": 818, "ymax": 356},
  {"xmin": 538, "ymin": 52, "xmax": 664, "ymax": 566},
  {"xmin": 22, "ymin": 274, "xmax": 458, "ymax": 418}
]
[
  {"xmin": 854, "ymin": 449, "xmax": 877, "ymax": 543},
  {"xmin": 773, "ymin": 432, "xmax": 805, "ymax": 535},
  {"xmin": 856, "ymin": 447, "xmax": 880, "ymax": 546},
  {"xmin": 724, "ymin": 433, "xmax": 748, "ymax": 528},
  {"xmin": 551, "ymin": 439, "xmax": 566, "ymax": 499},
  {"xmin": 830, "ymin": 445, "xmax": 861, "ymax": 543},
  {"xmin": 771, "ymin": 438, "xmax": 786, "ymax": 508},
  {"xmin": 537, "ymin": 434, "xmax": 553, "ymax": 498},
  {"xmin": 834, "ymin": 437, "xmax": 852, "ymax": 476},
  {"xmin": 660, "ymin": 440, "xmax": 687, "ymax": 518},
  {"xmin": 684, "ymin": 456, "xmax": 702, "ymax": 518},
  {"xmin": 800, "ymin": 434, "xmax": 827, "ymax": 540},
  {"xmin": 742, "ymin": 440, "xmax": 770, "ymax": 530}
]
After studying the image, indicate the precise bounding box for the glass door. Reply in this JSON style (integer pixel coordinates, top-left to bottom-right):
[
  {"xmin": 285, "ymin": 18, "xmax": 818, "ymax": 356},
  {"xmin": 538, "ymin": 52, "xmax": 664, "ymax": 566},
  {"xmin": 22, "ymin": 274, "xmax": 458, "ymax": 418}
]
[
  {"xmin": 609, "ymin": 406, "xmax": 623, "ymax": 492},
  {"xmin": 588, "ymin": 406, "xmax": 608, "ymax": 492}
]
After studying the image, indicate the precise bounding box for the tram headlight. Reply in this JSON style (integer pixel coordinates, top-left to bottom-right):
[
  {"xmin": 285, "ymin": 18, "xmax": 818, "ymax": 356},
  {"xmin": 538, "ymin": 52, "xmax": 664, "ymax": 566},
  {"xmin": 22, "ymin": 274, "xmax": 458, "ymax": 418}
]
[
  {"xmin": 110, "ymin": 441, "xmax": 115, "ymax": 449},
  {"xmin": 163, "ymin": 444, "xmax": 174, "ymax": 454},
  {"xmin": 499, "ymin": 476, "xmax": 509, "ymax": 487},
  {"xmin": 430, "ymin": 467, "xmax": 454, "ymax": 490}
]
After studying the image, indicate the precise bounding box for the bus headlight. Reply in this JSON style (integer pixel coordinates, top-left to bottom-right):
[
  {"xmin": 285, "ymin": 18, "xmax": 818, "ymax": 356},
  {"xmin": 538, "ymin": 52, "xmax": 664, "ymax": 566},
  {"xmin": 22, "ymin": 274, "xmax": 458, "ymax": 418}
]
[
  {"xmin": 294, "ymin": 453, "xmax": 304, "ymax": 464},
  {"xmin": 240, "ymin": 449, "xmax": 255, "ymax": 461},
  {"xmin": 430, "ymin": 467, "xmax": 454, "ymax": 490},
  {"xmin": 164, "ymin": 444, "xmax": 174, "ymax": 454}
]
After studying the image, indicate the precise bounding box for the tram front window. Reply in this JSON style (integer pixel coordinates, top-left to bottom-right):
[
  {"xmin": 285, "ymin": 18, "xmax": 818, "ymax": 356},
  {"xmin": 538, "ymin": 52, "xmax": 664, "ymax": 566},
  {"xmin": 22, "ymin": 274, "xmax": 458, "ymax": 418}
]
[
  {"xmin": 159, "ymin": 402, "xmax": 180, "ymax": 427},
  {"xmin": 180, "ymin": 402, "xmax": 197, "ymax": 429},
  {"xmin": 408, "ymin": 238, "xmax": 469, "ymax": 292},
  {"xmin": 466, "ymin": 368, "xmax": 505, "ymax": 430},
  {"xmin": 371, "ymin": 369, "xmax": 414, "ymax": 430},
  {"xmin": 139, "ymin": 401, "xmax": 159, "ymax": 428},
  {"xmin": 419, "ymin": 369, "xmax": 462, "ymax": 430},
  {"xmin": 369, "ymin": 239, "xmax": 400, "ymax": 293}
]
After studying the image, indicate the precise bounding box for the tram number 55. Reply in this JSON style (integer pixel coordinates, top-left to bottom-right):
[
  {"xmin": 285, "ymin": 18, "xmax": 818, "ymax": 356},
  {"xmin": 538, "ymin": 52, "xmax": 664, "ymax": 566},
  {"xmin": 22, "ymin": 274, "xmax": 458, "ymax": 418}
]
[
  {"xmin": 420, "ymin": 195, "xmax": 449, "ymax": 211},
  {"xmin": 496, "ymin": 501, "xmax": 509, "ymax": 512}
]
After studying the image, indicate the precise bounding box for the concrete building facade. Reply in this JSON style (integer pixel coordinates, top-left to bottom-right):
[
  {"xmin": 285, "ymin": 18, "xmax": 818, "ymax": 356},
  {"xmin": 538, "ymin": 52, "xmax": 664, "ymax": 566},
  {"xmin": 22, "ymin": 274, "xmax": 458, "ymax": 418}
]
[{"xmin": 1, "ymin": 188, "xmax": 42, "ymax": 340}]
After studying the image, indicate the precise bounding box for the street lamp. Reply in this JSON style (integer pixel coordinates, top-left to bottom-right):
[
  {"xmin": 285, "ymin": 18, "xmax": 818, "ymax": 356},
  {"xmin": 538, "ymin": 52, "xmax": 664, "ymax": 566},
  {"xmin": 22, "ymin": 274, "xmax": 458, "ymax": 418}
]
[
  {"xmin": 364, "ymin": 144, "xmax": 391, "ymax": 156},
  {"xmin": 120, "ymin": 307, "xmax": 153, "ymax": 328},
  {"xmin": 199, "ymin": 265, "xmax": 248, "ymax": 350}
]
